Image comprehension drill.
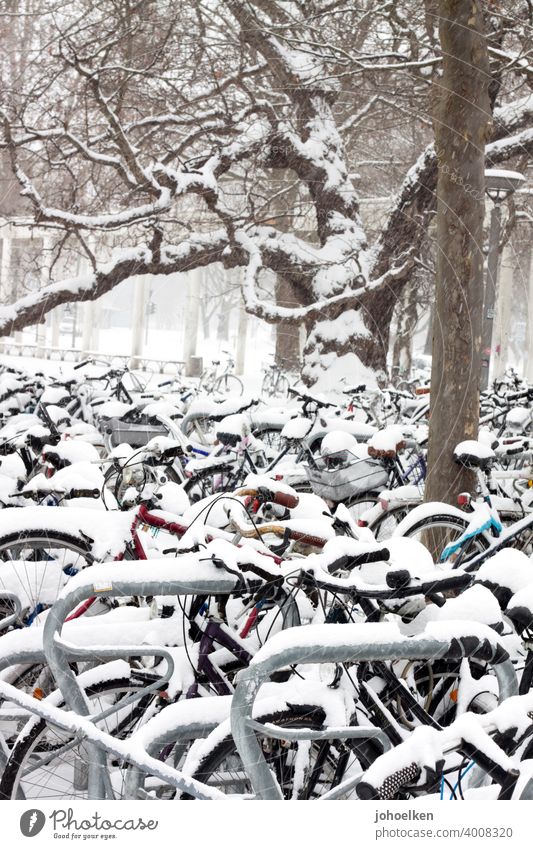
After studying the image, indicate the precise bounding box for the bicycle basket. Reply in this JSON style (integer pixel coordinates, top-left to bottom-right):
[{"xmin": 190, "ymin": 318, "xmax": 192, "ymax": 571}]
[
  {"xmin": 304, "ymin": 450, "xmax": 388, "ymax": 502},
  {"xmin": 105, "ymin": 416, "xmax": 169, "ymax": 449}
]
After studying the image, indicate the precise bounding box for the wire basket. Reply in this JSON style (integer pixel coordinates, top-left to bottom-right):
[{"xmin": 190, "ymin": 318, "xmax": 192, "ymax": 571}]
[
  {"xmin": 304, "ymin": 451, "xmax": 388, "ymax": 502},
  {"xmin": 104, "ymin": 416, "xmax": 169, "ymax": 449}
]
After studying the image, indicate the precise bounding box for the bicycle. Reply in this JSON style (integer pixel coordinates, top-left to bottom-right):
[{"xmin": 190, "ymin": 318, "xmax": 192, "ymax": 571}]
[
  {"xmin": 261, "ymin": 360, "xmax": 291, "ymax": 399},
  {"xmin": 198, "ymin": 352, "xmax": 243, "ymax": 397}
]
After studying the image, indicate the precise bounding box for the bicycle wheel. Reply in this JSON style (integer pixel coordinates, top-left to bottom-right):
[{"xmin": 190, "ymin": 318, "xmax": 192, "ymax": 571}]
[
  {"xmin": 212, "ymin": 374, "xmax": 243, "ymax": 397},
  {"xmin": 0, "ymin": 675, "xmax": 156, "ymax": 800},
  {"xmin": 344, "ymin": 491, "xmax": 382, "ymax": 525},
  {"xmin": 180, "ymin": 413, "xmax": 217, "ymax": 445},
  {"xmin": 359, "ymin": 656, "xmax": 495, "ymax": 735},
  {"xmin": 0, "ymin": 530, "xmax": 92, "ymax": 625},
  {"xmin": 253, "ymin": 425, "xmax": 285, "ymax": 453},
  {"xmin": 395, "ymin": 513, "xmax": 490, "ymax": 563},
  {"xmin": 274, "ymin": 374, "xmax": 290, "ymax": 398},
  {"xmin": 182, "ymin": 708, "xmax": 380, "ymax": 800},
  {"xmin": 370, "ymin": 504, "xmax": 412, "ymax": 541},
  {"xmin": 261, "ymin": 373, "xmax": 273, "ymax": 397}
]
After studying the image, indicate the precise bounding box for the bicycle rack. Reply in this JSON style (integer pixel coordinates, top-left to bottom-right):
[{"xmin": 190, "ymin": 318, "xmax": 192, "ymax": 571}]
[
  {"xmin": 0, "ymin": 592, "xmax": 22, "ymax": 633},
  {"xmin": 0, "ymin": 592, "xmax": 24, "ymax": 772},
  {"xmin": 0, "ymin": 558, "xmax": 251, "ymax": 799},
  {"xmin": 14, "ymin": 556, "xmax": 295, "ymax": 800},
  {"xmin": 0, "ymin": 565, "xmax": 519, "ymax": 801},
  {"xmin": 230, "ymin": 622, "xmax": 517, "ymax": 800}
]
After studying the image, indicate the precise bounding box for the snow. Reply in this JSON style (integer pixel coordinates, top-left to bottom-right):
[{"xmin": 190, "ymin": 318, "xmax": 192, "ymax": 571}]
[
  {"xmin": 249, "ymin": 620, "xmax": 506, "ymax": 669},
  {"xmin": 484, "ymin": 168, "xmax": 526, "ymax": 183},
  {"xmin": 476, "ymin": 549, "xmax": 533, "ymax": 595},
  {"xmin": 0, "ymin": 506, "xmax": 133, "ymax": 560},
  {"xmin": 454, "ymin": 440, "xmax": 495, "ymax": 460},
  {"xmin": 507, "ymin": 584, "xmax": 533, "ymax": 618},
  {"xmin": 368, "ymin": 426, "xmax": 405, "ymax": 453},
  {"xmin": 393, "ymin": 501, "xmax": 468, "ymax": 536},
  {"xmin": 413, "ymin": 585, "xmax": 502, "ymax": 629},
  {"xmin": 321, "ymin": 431, "xmax": 359, "ymax": 455},
  {"xmin": 506, "ymin": 406, "xmax": 531, "ymax": 428},
  {"xmin": 281, "ymin": 416, "xmax": 313, "ymax": 440}
]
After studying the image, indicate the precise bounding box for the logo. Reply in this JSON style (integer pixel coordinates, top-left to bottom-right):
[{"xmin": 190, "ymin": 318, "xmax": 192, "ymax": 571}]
[{"xmin": 20, "ymin": 809, "xmax": 46, "ymax": 837}]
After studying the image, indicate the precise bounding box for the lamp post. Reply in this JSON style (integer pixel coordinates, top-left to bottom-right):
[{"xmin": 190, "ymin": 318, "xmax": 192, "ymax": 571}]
[{"xmin": 480, "ymin": 169, "xmax": 525, "ymax": 391}]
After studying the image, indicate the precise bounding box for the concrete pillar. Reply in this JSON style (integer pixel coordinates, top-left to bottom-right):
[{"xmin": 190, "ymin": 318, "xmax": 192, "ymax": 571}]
[
  {"xmin": 81, "ymin": 299, "xmax": 95, "ymax": 356},
  {"xmin": 91, "ymin": 298, "xmax": 101, "ymax": 353},
  {"xmin": 492, "ymin": 245, "xmax": 514, "ymax": 380},
  {"xmin": 183, "ymin": 268, "xmax": 201, "ymax": 375},
  {"xmin": 36, "ymin": 236, "xmax": 52, "ymax": 356},
  {"xmin": 0, "ymin": 227, "xmax": 12, "ymax": 305},
  {"xmin": 130, "ymin": 275, "xmax": 149, "ymax": 368},
  {"xmin": 526, "ymin": 247, "xmax": 533, "ymax": 384},
  {"xmin": 0, "ymin": 230, "xmax": 11, "ymax": 353},
  {"xmin": 51, "ymin": 308, "xmax": 61, "ymax": 349},
  {"xmin": 235, "ymin": 299, "xmax": 248, "ymax": 376}
]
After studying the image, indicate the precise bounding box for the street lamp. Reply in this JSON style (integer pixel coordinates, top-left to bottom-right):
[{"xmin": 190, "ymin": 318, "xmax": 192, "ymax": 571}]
[{"xmin": 480, "ymin": 169, "xmax": 526, "ymax": 391}]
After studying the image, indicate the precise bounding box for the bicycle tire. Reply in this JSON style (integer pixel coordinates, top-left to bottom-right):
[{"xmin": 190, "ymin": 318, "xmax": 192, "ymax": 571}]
[
  {"xmin": 252, "ymin": 424, "xmax": 285, "ymax": 453},
  {"xmin": 275, "ymin": 375, "xmax": 290, "ymax": 398},
  {"xmin": 180, "ymin": 413, "xmax": 216, "ymax": 445},
  {"xmin": 0, "ymin": 675, "xmax": 157, "ymax": 800},
  {"xmin": 344, "ymin": 491, "xmax": 382, "ymax": 525},
  {"xmin": 261, "ymin": 373, "xmax": 273, "ymax": 397},
  {"xmin": 369, "ymin": 504, "xmax": 413, "ymax": 541},
  {"xmin": 212, "ymin": 374, "xmax": 244, "ymax": 397},
  {"xmin": 394, "ymin": 513, "xmax": 490, "ymax": 563},
  {"xmin": 182, "ymin": 707, "xmax": 382, "ymax": 800},
  {"xmin": 0, "ymin": 530, "xmax": 93, "ymax": 625}
]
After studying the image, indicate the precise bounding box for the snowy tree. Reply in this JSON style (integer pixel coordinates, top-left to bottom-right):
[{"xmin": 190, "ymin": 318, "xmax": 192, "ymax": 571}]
[{"xmin": 1, "ymin": 0, "xmax": 533, "ymax": 386}]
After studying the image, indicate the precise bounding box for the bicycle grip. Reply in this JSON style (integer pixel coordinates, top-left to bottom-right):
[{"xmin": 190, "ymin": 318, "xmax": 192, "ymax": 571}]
[
  {"xmin": 69, "ymin": 488, "xmax": 100, "ymax": 499},
  {"xmin": 289, "ymin": 530, "xmax": 327, "ymax": 548},
  {"xmin": 357, "ymin": 762, "xmax": 421, "ymax": 800},
  {"xmin": 272, "ymin": 491, "xmax": 299, "ymax": 509},
  {"xmin": 74, "ymin": 359, "xmax": 91, "ymax": 370}
]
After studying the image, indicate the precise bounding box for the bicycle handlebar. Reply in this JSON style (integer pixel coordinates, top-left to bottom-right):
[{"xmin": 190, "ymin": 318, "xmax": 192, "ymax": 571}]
[
  {"xmin": 231, "ymin": 518, "xmax": 327, "ymax": 548},
  {"xmin": 22, "ymin": 487, "xmax": 101, "ymax": 501},
  {"xmin": 357, "ymin": 762, "xmax": 421, "ymax": 800},
  {"xmin": 342, "ymin": 384, "xmax": 367, "ymax": 396},
  {"xmin": 287, "ymin": 387, "xmax": 336, "ymax": 409},
  {"xmin": 235, "ymin": 486, "xmax": 299, "ymax": 510}
]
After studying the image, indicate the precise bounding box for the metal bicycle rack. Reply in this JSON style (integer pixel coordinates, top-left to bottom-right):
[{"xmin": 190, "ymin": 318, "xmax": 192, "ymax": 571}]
[
  {"xmin": 230, "ymin": 623, "xmax": 518, "ymax": 800},
  {"xmin": 0, "ymin": 565, "xmax": 520, "ymax": 801},
  {"xmin": 0, "ymin": 558, "xmax": 298, "ymax": 800},
  {"xmin": 0, "ymin": 592, "xmax": 23, "ymax": 633}
]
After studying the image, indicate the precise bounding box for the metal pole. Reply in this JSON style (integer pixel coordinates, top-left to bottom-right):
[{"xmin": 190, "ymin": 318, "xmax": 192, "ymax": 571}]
[
  {"xmin": 480, "ymin": 202, "xmax": 502, "ymax": 391},
  {"xmin": 526, "ymin": 243, "xmax": 533, "ymax": 384},
  {"xmin": 492, "ymin": 245, "xmax": 514, "ymax": 379}
]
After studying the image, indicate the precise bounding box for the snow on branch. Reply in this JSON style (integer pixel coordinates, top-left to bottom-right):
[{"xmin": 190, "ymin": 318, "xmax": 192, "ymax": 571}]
[
  {"xmin": 0, "ymin": 233, "xmax": 233, "ymax": 337},
  {"xmin": 238, "ymin": 228, "xmax": 414, "ymax": 325}
]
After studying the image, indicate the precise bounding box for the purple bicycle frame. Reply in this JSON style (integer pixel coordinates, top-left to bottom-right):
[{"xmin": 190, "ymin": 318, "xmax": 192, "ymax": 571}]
[{"xmin": 186, "ymin": 617, "xmax": 253, "ymax": 697}]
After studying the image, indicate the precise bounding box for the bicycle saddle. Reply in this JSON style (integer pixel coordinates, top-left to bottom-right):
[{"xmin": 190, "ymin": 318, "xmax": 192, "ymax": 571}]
[{"xmin": 453, "ymin": 439, "xmax": 495, "ymax": 470}]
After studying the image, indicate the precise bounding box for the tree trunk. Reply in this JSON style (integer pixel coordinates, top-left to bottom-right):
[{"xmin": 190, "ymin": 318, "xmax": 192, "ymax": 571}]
[
  {"xmin": 424, "ymin": 304, "xmax": 434, "ymax": 356},
  {"xmin": 424, "ymin": 0, "xmax": 491, "ymax": 506},
  {"xmin": 392, "ymin": 280, "xmax": 418, "ymax": 384},
  {"xmin": 274, "ymin": 276, "xmax": 302, "ymax": 369}
]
